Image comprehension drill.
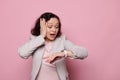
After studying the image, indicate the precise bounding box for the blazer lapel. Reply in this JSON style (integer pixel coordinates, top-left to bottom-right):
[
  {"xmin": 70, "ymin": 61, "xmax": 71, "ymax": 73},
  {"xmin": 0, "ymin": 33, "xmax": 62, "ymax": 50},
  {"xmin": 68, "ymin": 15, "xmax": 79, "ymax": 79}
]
[{"xmin": 51, "ymin": 37, "xmax": 59, "ymax": 53}]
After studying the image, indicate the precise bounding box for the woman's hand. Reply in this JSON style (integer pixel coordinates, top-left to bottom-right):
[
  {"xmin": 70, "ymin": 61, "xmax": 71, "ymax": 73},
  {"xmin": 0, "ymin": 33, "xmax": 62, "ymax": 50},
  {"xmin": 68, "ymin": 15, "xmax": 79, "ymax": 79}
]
[
  {"xmin": 40, "ymin": 18, "xmax": 47, "ymax": 38},
  {"xmin": 43, "ymin": 52, "xmax": 65, "ymax": 64}
]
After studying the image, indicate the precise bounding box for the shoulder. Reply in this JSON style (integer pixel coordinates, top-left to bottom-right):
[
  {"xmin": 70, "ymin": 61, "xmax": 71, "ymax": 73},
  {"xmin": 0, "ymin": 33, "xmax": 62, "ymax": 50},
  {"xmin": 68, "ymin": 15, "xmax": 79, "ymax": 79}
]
[
  {"xmin": 29, "ymin": 34, "xmax": 38, "ymax": 40},
  {"xmin": 57, "ymin": 34, "xmax": 67, "ymax": 40},
  {"xmin": 54, "ymin": 34, "xmax": 68, "ymax": 43}
]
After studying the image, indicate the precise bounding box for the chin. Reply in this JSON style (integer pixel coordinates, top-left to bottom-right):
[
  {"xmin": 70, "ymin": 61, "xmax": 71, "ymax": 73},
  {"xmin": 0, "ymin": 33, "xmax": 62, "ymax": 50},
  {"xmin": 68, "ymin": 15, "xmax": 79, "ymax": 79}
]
[{"xmin": 49, "ymin": 38, "xmax": 55, "ymax": 41}]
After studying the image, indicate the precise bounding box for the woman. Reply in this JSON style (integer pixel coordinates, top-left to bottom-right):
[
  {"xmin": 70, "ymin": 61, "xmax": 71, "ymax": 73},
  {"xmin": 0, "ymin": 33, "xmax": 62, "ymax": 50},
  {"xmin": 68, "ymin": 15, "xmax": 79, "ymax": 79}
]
[{"xmin": 18, "ymin": 12, "xmax": 88, "ymax": 80}]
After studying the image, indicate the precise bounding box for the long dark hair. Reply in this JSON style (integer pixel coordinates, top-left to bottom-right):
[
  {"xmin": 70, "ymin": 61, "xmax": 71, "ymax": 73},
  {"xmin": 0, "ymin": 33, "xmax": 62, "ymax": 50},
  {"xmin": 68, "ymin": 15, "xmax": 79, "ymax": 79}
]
[{"xmin": 31, "ymin": 12, "xmax": 62, "ymax": 37}]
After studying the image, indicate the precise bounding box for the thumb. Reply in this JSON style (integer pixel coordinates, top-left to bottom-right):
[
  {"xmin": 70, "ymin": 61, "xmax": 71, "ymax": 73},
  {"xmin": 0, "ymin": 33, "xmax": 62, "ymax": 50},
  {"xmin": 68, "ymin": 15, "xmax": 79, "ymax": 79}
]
[{"xmin": 43, "ymin": 56, "xmax": 49, "ymax": 59}]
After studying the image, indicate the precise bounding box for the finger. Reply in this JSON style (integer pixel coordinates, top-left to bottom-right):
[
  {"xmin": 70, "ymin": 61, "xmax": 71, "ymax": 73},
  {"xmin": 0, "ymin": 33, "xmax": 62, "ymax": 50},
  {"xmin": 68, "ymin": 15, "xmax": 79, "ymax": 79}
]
[
  {"xmin": 45, "ymin": 59, "xmax": 50, "ymax": 63},
  {"xmin": 44, "ymin": 54, "xmax": 56, "ymax": 63},
  {"xmin": 45, "ymin": 22, "xmax": 48, "ymax": 27},
  {"xmin": 43, "ymin": 55, "xmax": 52, "ymax": 62},
  {"xmin": 40, "ymin": 18, "xmax": 43, "ymax": 23},
  {"xmin": 47, "ymin": 57, "xmax": 53, "ymax": 63},
  {"xmin": 43, "ymin": 56, "xmax": 49, "ymax": 59},
  {"xmin": 42, "ymin": 18, "xmax": 45, "ymax": 22},
  {"xmin": 47, "ymin": 56, "xmax": 55, "ymax": 63},
  {"xmin": 40, "ymin": 18, "xmax": 45, "ymax": 23}
]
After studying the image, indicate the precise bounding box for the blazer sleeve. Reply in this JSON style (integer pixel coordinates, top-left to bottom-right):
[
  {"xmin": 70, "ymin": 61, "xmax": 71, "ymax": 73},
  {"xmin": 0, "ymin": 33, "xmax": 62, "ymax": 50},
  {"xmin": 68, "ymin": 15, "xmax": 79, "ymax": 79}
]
[
  {"xmin": 18, "ymin": 35, "xmax": 45, "ymax": 59},
  {"xmin": 64, "ymin": 36, "xmax": 88, "ymax": 59}
]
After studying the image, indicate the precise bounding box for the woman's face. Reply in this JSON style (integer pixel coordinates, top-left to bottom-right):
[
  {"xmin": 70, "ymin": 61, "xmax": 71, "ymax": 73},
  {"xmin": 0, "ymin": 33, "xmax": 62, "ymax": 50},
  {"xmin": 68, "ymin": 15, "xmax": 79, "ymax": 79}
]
[{"xmin": 45, "ymin": 18, "xmax": 59, "ymax": 41}]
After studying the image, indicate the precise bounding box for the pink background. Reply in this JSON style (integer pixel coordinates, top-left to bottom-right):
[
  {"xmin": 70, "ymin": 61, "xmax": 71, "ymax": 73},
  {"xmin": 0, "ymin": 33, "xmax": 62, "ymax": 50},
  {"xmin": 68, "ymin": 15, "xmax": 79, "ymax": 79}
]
[{"xmin": 0, "ymin": 0, "xmax": 120, "ymax": 80}]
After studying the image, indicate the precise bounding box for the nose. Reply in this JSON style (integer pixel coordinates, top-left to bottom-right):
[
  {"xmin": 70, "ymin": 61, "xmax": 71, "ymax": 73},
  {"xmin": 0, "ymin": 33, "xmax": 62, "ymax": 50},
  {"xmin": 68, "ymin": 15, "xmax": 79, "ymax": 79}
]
[{"xmin": 52, "ymin": 27, "xmax": 56, "ymax": 32}]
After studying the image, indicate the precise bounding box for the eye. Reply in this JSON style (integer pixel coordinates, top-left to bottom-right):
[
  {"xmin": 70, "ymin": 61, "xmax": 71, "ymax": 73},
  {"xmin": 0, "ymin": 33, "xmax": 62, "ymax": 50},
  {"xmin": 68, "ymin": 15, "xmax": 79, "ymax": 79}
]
[
  {"xmin": 47, "ymin": 25, "xmax": 52, "ymax": 29},
  {"xmin": 55, "ymin": 25, "xmax": 59, "ymax": 29}
]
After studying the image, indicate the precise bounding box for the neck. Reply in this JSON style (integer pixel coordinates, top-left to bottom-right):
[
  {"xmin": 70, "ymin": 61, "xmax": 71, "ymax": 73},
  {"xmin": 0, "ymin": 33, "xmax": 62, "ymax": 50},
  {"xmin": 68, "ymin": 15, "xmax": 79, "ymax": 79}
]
[{"xmin": 45, "ymin": 38, "xmax": 52, "ymax": 44}]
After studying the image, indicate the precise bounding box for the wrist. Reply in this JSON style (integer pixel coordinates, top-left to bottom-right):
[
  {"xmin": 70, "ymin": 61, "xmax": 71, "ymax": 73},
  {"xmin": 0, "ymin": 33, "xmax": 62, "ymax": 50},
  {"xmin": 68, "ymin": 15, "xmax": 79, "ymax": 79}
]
[
  {"xmin": 63, "ymin": 50, "xmax": 68, "ymax": 58},
  {"xmin": 60, "ymin": 52, "xmax": 65, "ymax": 57}
]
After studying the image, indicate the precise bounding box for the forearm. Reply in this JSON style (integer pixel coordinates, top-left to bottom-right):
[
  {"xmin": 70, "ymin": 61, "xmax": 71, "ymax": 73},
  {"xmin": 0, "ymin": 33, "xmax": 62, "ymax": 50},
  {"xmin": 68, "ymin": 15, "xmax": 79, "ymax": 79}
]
[
  {"xmin": 18, "ymin": 35, "xmax": 45, "ymax": 59},
  {"xmin": 65, "ymin": 50, "xmax": 74, "ymax": 58}
]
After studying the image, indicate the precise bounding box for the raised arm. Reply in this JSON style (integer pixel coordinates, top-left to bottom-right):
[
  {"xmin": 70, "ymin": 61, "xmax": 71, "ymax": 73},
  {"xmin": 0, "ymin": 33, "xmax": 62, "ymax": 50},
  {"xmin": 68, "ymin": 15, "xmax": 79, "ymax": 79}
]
[
  {"xmin": 18, "ymin": 35, "xmax": 45, "ymax": 59},
  {"xmin": 18, "ymin": 18, "xmax": 47, "ymax": 59}
]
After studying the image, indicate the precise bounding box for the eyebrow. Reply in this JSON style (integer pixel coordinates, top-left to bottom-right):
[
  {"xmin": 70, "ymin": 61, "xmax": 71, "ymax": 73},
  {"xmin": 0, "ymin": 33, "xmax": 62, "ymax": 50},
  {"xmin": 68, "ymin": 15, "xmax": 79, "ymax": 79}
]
[{"xmin": 47, "ymin": 23, "xmax": 59, "ymax": 25}]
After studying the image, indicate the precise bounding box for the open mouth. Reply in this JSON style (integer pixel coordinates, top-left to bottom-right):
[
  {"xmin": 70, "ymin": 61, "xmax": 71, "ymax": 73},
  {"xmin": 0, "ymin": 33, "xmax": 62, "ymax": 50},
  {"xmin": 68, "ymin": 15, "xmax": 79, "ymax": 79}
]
[{"xmin": 49, "ymin": 33, "xmax": 56, "ymax": 38}]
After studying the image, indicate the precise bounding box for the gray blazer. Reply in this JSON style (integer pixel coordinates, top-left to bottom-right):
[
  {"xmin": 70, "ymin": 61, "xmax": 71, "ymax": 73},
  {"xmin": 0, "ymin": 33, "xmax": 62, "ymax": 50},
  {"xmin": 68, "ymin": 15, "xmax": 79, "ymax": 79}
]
[{"xmin": 18, "ymin": 34, "xmax": 88, "ymax": 80}]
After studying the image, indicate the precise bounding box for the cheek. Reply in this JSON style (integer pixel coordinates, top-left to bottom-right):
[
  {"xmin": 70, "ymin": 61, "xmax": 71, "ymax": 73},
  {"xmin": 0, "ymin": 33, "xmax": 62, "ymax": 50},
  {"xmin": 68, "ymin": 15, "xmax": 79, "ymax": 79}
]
[
  {"xmin": 56, "ymin": 29, "xmax": 59, "ymax": 33},
  {"xmin": 46, "ymin": 28, "xmax": 50, "ymax": 33}
]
